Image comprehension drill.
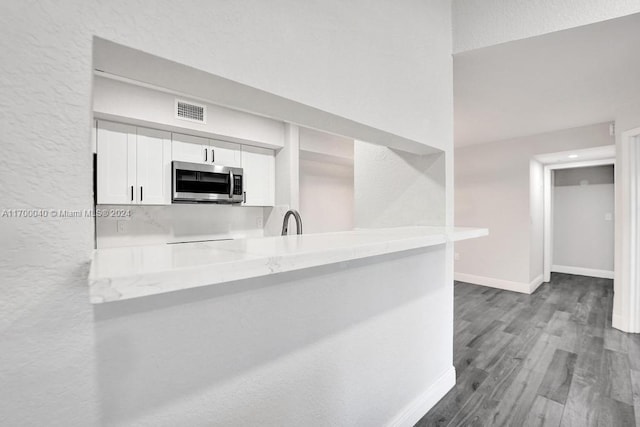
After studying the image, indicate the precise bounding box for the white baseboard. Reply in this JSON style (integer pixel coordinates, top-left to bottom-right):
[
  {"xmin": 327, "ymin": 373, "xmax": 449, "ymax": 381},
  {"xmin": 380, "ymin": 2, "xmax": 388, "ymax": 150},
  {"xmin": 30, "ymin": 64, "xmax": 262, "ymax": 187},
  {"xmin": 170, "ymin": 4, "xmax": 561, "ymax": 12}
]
[
  {"xmin": 551, "ymin": 265, "xmax": 614, "ymax": 279},
  {"xmin": 529, "ymin": 274, "xmax": 544, "ymax": 294},
  {"xmin": 388, "ymin": 366, "xmax": 456, "ymax": 427},
  {"xmin": 454, "ymin": 272, "xmax": 533, "ymax": 294}
]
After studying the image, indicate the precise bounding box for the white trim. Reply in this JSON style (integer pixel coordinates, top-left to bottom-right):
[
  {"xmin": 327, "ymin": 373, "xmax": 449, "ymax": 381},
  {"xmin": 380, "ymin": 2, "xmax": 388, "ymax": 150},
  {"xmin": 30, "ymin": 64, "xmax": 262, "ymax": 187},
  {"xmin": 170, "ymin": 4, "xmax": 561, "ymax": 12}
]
[
  {"xmin": 542, "ymin": 157, "xmax": 616, "ymax": 288},
  {"xmin": 551, "ymin": 265, "xmax": 614, "ymax": 279},
  {"xmin": 387, "ymin": 366, "xmax": 456, "ymax": 427},
  {"xmin": 543, "ymin": 166, "xmax": 553, "ymax": 283},
  {"xmin": 529, "ymin": 274, "xmax": 544, "ymax": 293},
  {"xmin": 455, "ymin": 272, "xmax": 530, "ymax": 294},
  {"xmin": 455, "ymin": 272, "xmax": 544, "ymax": 294},
  {"xmin": 617, "ymin": 127, "xmax": 640, "ymax": 333}
]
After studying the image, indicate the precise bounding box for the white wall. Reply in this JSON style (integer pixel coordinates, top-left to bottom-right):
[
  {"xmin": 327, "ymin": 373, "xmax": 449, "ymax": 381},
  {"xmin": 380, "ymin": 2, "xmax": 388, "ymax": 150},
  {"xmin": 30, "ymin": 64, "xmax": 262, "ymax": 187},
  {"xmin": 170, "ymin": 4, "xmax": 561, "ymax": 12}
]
[
  {"xmin": 94, "ymin": 76, "xmax": 285, "ymax": 148},
  {"xmin": 0, "ymin": 1, "xmax": 454, "ymax": 425},
  {"xmin": 299, "ymin": 128, "xmax": 354, "ymax": 234},
  {"xmin": 455, "ymin": 123, "xmax": 614, "ymax": 290},
  {"xmin": 354, "ymin": 142, "xmax": 447, "ymax": 228},
  {"xmin": 299, "ymin": 159, "xmax": 353, "ymax": 234},
  {"xmin": 529, "ymin": 159, "xmax": 545, "ymax": 281},
  {"xmin": 552, "ymin": 166, "xmax": 615, "ymax": 273},
  {"xmin": 95, "ymin": 204, "xmax": 265, "ymax": 248},
  {"xmin": 452, "ymin": 0, "xmax": 640, "ymax": 53}
]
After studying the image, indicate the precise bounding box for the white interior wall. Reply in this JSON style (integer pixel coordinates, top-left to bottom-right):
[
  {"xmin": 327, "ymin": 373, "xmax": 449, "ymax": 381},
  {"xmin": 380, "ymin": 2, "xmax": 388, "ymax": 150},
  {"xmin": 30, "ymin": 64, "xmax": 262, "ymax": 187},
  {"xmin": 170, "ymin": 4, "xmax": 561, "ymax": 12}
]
[
  {"xmin": 455, "ymin": 122, "xmax": 614, "ymax": 290},
  {"xmin": 299, "ymin": 159, "xmax": 353, "ymax": 234},
  {"xmin": 299, "ymin": 128, "xmax": 354, "ymax": 234},
  {"xmin": 529, "ymin": 159, "xmax": 545, "ymax": 282},
  {"xmin": 95, "ymin": 204, "xmax": 265, "ymax": 248},
  {"xmin": 552, "ymin": 166, "xmax": 615, "ymax": 274},
  {"xmin": 93, "ymin": 76, "xmax": 285, "ymax": 148},
  {"xmin": 354, "ymin": 142, "xmax": 447, "ymax": 229},
  {"xmin": 452, "ymin": 0, "xmax": 640, "ymax": 53},
  {"xmin": 0, "ymin": 1, "xmax": 454, "ymax": 425}
]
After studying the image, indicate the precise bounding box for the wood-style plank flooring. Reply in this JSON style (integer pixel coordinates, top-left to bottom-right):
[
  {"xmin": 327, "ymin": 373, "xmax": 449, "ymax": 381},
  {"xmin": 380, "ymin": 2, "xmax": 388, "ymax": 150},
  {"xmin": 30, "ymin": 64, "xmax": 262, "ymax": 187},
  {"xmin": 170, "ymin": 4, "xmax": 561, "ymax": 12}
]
[{"xmin": 415, "ymin": 273, "xmax": 640, "ymax": 427}]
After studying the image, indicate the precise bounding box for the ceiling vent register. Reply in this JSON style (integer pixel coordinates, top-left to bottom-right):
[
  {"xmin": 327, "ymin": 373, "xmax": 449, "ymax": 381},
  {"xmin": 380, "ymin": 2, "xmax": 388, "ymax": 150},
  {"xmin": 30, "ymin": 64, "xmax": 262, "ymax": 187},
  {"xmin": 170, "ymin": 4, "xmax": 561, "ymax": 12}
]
[{"xmin": 175, "ymin": 99, "xmax": 206, "ymax": 124}]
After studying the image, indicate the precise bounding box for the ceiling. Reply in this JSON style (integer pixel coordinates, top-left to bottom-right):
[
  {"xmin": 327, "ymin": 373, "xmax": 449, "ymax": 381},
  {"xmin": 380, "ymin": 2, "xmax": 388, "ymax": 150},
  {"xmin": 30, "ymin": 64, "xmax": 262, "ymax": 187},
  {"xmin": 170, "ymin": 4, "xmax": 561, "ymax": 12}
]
[{"xmin": 454, "ymin": 12, "xmax": 640, "ymax": 147}]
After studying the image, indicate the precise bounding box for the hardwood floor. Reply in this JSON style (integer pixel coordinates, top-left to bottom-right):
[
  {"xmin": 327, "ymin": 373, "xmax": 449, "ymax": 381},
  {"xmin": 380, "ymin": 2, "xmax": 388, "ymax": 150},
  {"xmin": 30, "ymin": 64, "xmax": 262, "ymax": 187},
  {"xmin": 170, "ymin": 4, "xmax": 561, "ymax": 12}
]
[{"xmin": 415, "ymin": 273, "xmax": 640, "ymax": 427}]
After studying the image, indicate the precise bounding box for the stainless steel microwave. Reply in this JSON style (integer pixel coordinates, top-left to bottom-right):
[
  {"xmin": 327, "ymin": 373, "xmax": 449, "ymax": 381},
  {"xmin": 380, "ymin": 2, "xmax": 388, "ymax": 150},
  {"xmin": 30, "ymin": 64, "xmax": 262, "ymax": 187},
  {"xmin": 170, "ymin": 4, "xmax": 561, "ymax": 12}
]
[{"xmin": 172, "ymin": 161, "xmax": 243, "ymax": 204}]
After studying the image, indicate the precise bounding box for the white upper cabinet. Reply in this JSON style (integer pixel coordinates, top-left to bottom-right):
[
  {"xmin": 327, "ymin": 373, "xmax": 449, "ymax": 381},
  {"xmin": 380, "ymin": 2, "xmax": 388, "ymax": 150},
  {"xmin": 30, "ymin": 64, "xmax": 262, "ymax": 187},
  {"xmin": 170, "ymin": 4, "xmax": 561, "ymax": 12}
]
[
  {"xmin": 136, "ymin": 127, "xmax": 172, "ymax": 205},
  {"xmin": 97, "ymin": 121, "xmax": 136, "ymax": 205},
  {"xmin": 241, "ymin": 145, "xmax": 275, "ymax": 207},
  {"xmin": 172, "ymin": 133, "xmax": 209, "ymax": 164},
  {"xmin": 97, "ymin": 121, "xmax": 171, "ymax": 205},
  {"xmin": 209, "ymin": 139, "xmax": 241, "ymax": 167},
  {"xmin": 172, "ymin": 133, "xmax": 241, "ymax": 167}
]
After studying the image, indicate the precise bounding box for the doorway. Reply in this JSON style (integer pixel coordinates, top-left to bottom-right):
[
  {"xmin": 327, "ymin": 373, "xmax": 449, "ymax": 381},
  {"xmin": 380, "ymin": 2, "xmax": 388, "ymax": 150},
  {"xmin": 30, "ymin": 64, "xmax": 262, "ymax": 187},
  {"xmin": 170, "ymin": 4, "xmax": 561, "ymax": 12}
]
[
  {"xmin": 539, "ymin": 146, "xmax": 616, "ymax": 283},
  {"xmin": 549, "ymin": 164, "xmax": 615, "ymax": 279}
]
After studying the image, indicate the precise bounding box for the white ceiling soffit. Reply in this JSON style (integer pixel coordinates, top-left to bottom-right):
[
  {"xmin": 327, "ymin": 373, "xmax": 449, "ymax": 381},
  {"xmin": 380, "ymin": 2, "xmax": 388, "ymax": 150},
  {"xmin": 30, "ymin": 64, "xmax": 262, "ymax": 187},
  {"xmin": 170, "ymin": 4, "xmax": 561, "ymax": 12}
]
[
  {"xmin": 92, "ymin": 38, "xmax": 440, "ymax": 156},
  {"xmin": 534, "ymin": 145, "xmax": 616, "ymax": 165},
  {"xmin": 454, "ymin": 12, "xmax": 640, "ymax": 147}
]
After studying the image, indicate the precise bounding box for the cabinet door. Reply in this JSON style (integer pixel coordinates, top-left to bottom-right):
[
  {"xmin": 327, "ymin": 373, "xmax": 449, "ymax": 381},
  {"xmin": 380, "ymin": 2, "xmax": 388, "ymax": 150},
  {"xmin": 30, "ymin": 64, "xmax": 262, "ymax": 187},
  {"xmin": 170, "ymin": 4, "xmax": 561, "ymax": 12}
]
[
  {"xmin": 137, "ymin": 127, "xmax": 172, "ymax": 205},
  {"xmin": 241, "ymin": 145, "xmax": 275, "ymax": 206},
  {"xmin": 97, "ymin": 121, "xmax": 136, "ymax": 204},
  {"xmin": 209, "ymin": 139, "xmax": 242, "ymax": 167},
  {"xmin": 172, "ymin": 133, "xmax": 209, "ymax": 164}
]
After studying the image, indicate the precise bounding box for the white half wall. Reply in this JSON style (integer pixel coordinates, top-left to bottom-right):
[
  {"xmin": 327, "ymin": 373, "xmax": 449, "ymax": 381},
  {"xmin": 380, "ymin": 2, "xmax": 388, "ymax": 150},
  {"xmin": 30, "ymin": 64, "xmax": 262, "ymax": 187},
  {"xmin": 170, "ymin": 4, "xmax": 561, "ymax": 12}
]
[
  {"xmin": 455, "ymin": 122, "xmax": 614, "ymax": 288},
  {"xmin": 452, "ymin": 0, "xmax": 640, "ymax": 53},
  {"xmin": 552, "ymin": 166, "xmax": 615, "ymax": 274}
]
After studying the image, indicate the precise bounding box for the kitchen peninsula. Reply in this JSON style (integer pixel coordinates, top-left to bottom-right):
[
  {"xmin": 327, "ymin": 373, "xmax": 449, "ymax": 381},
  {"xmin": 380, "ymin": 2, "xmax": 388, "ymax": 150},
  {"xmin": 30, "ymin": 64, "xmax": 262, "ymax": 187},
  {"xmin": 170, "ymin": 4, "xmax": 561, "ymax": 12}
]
[{"xmin": 90, "ymin": 226, "xmax": 487, "ymax": 303}]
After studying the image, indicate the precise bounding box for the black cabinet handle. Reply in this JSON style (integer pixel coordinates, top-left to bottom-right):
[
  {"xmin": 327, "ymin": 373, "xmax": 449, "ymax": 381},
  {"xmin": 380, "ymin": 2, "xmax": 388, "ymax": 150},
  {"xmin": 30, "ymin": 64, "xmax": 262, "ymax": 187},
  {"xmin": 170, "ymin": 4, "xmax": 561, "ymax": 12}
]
[
  {"xmin": 211, "ymin": 149, "xmax": 215, "ymax": 163},
  {"xmin": 130, "ymin": 186, "xmax": 133, "ymax": 201},
  {"xmin": 243, "ymin": 191, "xmax": 246, "ymax": 203},
  {"xmin": 204, "ymin": 148, "xmax": 207, "ymax": 162},
  {"xmin": 140, "ymin": 186, "xmax": 143, "ymax": 202}
]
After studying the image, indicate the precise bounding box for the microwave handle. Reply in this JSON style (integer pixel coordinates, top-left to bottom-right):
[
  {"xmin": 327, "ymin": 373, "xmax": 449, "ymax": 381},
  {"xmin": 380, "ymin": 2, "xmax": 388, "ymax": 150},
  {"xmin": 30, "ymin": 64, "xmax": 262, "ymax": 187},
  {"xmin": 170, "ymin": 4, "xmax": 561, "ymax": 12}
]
[{"xmin": 229, "ymin": 170, "xmax": 234, "ymax": 198}]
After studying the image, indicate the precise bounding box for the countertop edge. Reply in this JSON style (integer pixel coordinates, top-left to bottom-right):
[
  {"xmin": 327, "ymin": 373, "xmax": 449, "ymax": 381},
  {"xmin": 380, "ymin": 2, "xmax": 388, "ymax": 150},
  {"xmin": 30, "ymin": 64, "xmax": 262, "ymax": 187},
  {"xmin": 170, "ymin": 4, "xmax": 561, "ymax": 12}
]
[{"xmin": 89, "ymin": 226, "xmax": 488, "ymax": 304}]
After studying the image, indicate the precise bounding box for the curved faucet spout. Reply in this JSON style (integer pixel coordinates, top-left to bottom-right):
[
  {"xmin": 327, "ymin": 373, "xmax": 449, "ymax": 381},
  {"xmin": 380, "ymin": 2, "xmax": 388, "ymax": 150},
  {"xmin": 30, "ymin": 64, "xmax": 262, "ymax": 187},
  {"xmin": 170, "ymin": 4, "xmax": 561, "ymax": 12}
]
[{"xmin": 281, "ymin": 209, "xmax": 303, "ymax": 235}]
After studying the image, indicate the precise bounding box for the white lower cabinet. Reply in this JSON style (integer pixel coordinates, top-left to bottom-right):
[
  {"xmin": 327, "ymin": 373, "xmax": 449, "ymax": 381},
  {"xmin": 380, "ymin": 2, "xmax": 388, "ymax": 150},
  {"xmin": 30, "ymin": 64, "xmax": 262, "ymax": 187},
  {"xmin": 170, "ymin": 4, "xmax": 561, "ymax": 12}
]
[
  {"xmin": 241, "ymin": 145, "xmax": 275, "ymax": 207},
  {"xmin": 97, "ymin": 121, "xmax": 171, "ymax": 205}
]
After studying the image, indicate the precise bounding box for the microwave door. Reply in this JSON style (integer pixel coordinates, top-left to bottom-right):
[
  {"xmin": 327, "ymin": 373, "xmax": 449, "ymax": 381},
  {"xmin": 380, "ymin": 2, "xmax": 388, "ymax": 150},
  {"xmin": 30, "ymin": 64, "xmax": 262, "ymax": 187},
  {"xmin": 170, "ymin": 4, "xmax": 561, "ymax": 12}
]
[{"xmin": 172, "ymin": 161, "xmax": 242, "ymax": 203}]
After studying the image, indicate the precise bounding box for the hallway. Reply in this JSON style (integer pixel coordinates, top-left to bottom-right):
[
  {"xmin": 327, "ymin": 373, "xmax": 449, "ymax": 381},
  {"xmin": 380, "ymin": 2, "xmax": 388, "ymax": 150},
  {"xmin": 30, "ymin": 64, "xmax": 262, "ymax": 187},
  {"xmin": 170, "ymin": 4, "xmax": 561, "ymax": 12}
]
[{"xmin": 416, "ymin": 274, "xmax": 639, "ymax": 426}]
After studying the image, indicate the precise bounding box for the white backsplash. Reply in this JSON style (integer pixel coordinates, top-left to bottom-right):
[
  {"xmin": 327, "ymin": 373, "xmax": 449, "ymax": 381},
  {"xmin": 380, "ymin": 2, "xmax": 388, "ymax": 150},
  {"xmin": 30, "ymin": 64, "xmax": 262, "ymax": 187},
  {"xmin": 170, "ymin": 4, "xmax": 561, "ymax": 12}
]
[{"xmin": 95, "ymin": 204, "xmax": 265, "ymax": 248}]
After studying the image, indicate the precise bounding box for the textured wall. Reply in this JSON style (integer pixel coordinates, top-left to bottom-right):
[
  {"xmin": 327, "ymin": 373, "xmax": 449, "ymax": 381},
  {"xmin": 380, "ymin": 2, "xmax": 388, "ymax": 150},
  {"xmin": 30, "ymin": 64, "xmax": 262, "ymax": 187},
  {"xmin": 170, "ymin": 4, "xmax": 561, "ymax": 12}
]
[
  {"xmin": 354, "ymin": 142, "xmax": 447, "ymax": 228},
  {"xmin": 0, "ymin": 1, "xmax": 453, "ymax": 425},
  {"xmin": 453, "ymin": 0, "xmax": 640, "ymax": 53}
]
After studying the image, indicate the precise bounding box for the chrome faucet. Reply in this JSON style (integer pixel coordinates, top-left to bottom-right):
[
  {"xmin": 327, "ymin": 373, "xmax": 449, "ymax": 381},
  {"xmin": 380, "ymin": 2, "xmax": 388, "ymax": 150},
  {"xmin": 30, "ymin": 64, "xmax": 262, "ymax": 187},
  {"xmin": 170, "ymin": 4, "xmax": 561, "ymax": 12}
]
[{"xmin": 281, "ymin": 209, "xmax": 303, "ymax": 235}]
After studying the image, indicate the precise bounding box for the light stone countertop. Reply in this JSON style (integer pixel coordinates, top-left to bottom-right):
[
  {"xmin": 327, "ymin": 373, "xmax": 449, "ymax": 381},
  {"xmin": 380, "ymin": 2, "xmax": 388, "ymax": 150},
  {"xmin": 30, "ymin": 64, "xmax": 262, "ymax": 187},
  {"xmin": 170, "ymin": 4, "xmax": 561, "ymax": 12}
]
[{"xmin": 89, "ymin": 226, "xmax": 488, "ymax": 303}]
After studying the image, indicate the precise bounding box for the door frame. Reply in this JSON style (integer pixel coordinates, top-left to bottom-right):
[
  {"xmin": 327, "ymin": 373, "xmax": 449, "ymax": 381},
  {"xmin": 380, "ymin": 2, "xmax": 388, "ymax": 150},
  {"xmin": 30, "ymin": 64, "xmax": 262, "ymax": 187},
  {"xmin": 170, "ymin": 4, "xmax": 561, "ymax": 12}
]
[
  {"xmin": 614, "ymin": 126, "xmax": 640, "ymax": 333},
  {"xmin": 543, "ymin": 158, "xmax": 616, "ymax": 283}
]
